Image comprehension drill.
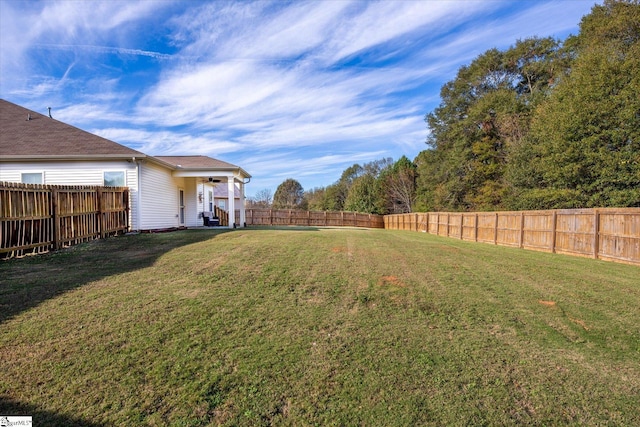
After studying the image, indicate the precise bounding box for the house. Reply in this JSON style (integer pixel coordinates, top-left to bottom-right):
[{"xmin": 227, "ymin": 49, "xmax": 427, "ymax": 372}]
[
  {"xmin": 210, "ymin": 177, "xmax": 243, "ymax": 213},
  {"xmin": 0, "ymin": 99, "xmax": 250, "ymax": 230}
]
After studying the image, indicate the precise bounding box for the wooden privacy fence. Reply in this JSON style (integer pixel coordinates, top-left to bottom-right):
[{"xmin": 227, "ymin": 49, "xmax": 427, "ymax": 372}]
[
  {"xmin": 244, "ymin": 208, "xmax": 384, "ymax": 228},
  {"xmin": 1, "ymin": 181, "xmax": 129, "ymax": 259},
  {"xmin": 385, "ymin": 208, "xmax": 640, "ymax": 265}
]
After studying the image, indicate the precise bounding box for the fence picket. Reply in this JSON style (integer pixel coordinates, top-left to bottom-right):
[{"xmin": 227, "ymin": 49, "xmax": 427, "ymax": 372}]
[
  {"xmin": 1, "ymin": 182, "xmax": 129, "ymax": 259},
  {"xmin": 384, "ymin": 208, "xmax": 640, "ymax": 266},
  {"xmin": 245, "ymin": 209, "xmax": 384, "ymax": 228}
]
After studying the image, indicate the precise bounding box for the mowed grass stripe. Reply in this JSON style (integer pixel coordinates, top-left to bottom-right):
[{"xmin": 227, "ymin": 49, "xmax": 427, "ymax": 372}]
[{"xmin": 1, "ymin": 227, "xmax": 639, "ymax": 426}]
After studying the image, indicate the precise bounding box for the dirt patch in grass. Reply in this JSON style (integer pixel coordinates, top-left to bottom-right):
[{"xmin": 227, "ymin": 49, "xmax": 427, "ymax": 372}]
[
  {"xmin": 569, "ymin": 317, "xmax": 591, "ymax": 331},
  {"xmin": 379, "ymin": 275, "xmax": 406, "ymax": 287},
  {"xmin": 538, "ymin": 300, "xmax": 556, "ymax": 306}
]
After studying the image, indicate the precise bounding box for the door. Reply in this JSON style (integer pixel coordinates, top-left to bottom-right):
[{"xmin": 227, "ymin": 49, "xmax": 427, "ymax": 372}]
[{"xmin": 179, "ymin": 189, "xmax": 185, "ymax": 226}]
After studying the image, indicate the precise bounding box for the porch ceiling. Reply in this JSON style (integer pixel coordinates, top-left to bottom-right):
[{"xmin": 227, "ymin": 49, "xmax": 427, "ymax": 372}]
[{"xmin": 171, "ymin": 170, "xmax": 241, "ymax": 182}]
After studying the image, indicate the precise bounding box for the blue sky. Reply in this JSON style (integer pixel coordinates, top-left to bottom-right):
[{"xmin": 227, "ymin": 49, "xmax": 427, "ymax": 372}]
[{"xmin": 0, "ymin": 0, "xmax": 598, "ymax": 198}]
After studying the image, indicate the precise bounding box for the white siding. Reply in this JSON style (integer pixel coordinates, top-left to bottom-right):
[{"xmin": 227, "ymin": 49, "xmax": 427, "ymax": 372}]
[
  {"xmin": 0, "ymin": 160, "xmax": 139, "ymax": 230},
  {"xmin": 0, "ymin": 170, "xmax": 21, "ymax": 182},
  {"xmin": 1, "ymin": 160, "xmax": 217, "ymax": 231},
  {"xmin": 0, "ymin": 161, "xmax": 136, "ymax": 185},
  {"xmin": 139, "ymin": 161, "xmax": 181, "ymax": 230}
]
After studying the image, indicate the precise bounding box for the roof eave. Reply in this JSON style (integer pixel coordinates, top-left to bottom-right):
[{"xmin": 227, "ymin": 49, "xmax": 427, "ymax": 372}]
[
  {"xmin": 172, "ymin": 167, "xmax": 251, "ymax": 179},
  {"xmin": 0, "ymin": 154, "xmax": 147, "ymax": 162},
  {"xmin": 149, "ymin": 157, "xmax": 251, "ymax": 179}
]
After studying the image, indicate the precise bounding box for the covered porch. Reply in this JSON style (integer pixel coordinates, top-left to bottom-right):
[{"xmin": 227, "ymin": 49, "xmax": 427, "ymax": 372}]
[
  {"xmin": 154, "ymin": 155, "xmax": 251, "ymax": 229},
  {"xmin": 195, "ymin": 175, "xmax": 246, "ymax": 228},
  {"xmin": 184, "ymin": 175, "xmax": 249, "ymax": 229}
]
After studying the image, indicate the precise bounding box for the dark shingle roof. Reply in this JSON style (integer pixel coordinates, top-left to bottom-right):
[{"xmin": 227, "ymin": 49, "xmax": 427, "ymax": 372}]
[
  {"xmin": 154, "ymin": 155, "xmax": 241, "ymax": 170},
  {"xmin": 155, "ymin": 155, "xmax": 251, "ymax": 179},
  {"xmin": 0, "ymin": 99, "xmax": 145, "ymax": 159},
  {"xmin": 0, "ymin": 99, "xmax": 250, "ymax": 178}
]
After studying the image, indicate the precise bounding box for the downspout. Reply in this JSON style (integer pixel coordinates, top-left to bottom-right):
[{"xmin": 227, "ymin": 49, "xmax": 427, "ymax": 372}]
[{"xmin": 135, "ymin": 158, "xmax": 142, "ymax": 232}]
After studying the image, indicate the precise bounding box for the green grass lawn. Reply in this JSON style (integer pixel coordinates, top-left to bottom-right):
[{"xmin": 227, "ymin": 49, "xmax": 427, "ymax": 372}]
[{"xmin": 1, "ymin": 227, "xmax": 639, "ymax": 426}]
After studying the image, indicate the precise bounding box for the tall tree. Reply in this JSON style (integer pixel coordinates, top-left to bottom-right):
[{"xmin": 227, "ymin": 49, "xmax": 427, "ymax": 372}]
[
  {"xmin": 310, "ymin": 159, "xmax": 394, "ymax": 212},
  {"xmin": 273, "ymin": 178, "xmax": 306, "ymax": 209},
  {"xmin": 380, "ymin": 156, "xmax": 417, "ymax": 213},
  {"xmin": 344, "ymin": 174, "xmax": 382, "ymax": 213},
  {"xmin": 246, "ymin": 188, "xmax": 273, "ymax": 208},
  {"xmin": 421, "ymin": 36, "xmax": 566, "ymax": 211},
  {"xmin": 510, "ymin": 0, "xmax": 640, "ymax": 208},
  {"xmin": 304, "ymin": 187, "xmax": 330, "ymax": 211}
]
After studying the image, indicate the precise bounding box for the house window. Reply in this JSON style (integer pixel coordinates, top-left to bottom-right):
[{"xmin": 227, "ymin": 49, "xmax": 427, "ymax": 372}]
[
  {"xmin": 218, "ymin": 200, "xmax": 226, "ymax": 210},
  {"xmin": 104, "ymin": 171, "xmax": 125, "ymax": 187},
  {"xmin": 208, "ymin": 191, "xmax": 213, "ymax": 212},
  {"xmin": 21, "ymin": 172, "xmax": 43, "ymax": 184}
]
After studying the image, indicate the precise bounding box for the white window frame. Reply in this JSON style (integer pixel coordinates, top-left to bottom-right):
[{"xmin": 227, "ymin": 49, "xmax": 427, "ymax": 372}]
[
  {"xmin": 21, "ymin": 172, "xmax": 44, "ymax": 184},
  {"xmin": 103, "ymin": 171, "xmax": 126, "ymax": 187}
]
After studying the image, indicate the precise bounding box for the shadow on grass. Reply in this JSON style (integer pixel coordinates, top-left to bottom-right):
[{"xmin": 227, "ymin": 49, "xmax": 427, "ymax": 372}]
[
  {"xmin": 247, "ymin": 225, "xmax": 323, "ymax": 231},
  {"xmin": 0, "ymin": 395, "xmax": 105, "ymax": 427},
  {"xmin": 0, "ymin": 229, "xmax": 232, "ymax": 325}
]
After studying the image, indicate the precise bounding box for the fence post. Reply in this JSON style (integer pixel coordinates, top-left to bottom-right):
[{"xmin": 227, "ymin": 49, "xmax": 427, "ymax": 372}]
[
  {"xmin": 97, "ymin": 187, "xmax": 104, "ymax": 238},
  {"xmin": 51, "ymin": 187, "xmax": 60, "ymax": 250},
  {"xmin": 519, "ymin": 212, "xmax": 525, "ymax": 248},
  {"xmin": 460, "ymin": 214, "xmax": 464, "ymax": 239},
  {"xmin": 124, "ymin": 188, "xmax": 130, "ymax": 232},
  {"xmin": 474, "ymin": 213, "xmax": 478, "ymax": 242},
  {"xmin": 593, "ymin": 209, "xmax": 600, "ymax": 259},
  {"xmin": 446, "ymin": 213, "xmax": 450, "ymax": 237},
  {"xmin": 551, "ymin": 211, "xmax": 558, "ymax": 253},
  {"xmin": 494, "ymin": 213, "xmax": 498, "ymax": 245}
]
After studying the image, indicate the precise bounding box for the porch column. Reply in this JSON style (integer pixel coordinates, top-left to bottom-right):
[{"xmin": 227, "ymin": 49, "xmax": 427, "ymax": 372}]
[
  {"xmin": 200, "ymin": 181, "xmax": 205, "ymax": 226},
  {"xmin": 239, "ymin": 181, "xmax": 246, "ymax": 227},
  {"xmin": 227, "ymin": 178, "xmax": 235, "ymax": 228}
]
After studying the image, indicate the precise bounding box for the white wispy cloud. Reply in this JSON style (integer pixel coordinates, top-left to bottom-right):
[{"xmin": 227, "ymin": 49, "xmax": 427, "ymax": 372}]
[
  {"xmin": 95, "ymin": 127, "xmax": 243, "ymax": 155},
  {"xmin": 34, "ymin": 44, "xmax": 174, "ymax": 59},
  {"xmin": 0, "ymin": 0, "xmax": 599, "ymax": 196}
]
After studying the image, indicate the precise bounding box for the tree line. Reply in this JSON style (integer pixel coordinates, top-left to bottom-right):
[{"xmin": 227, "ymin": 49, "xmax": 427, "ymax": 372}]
[{"xmin": 249, "ymin": 0, "xmax": 639, "ymax": 214}]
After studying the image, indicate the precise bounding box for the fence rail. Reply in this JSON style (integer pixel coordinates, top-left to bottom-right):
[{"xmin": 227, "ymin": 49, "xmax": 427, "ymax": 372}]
[
  {"xmin": 1, "ymin": 181, "xmax": 129, "ymax": 259},
  {"xmin": 384, "ymin": 208, "xmax": 640, "ymax": 265},
  {"xmin": 244, "ymin": 209, "xmax": 384, "ymax": 228}
]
